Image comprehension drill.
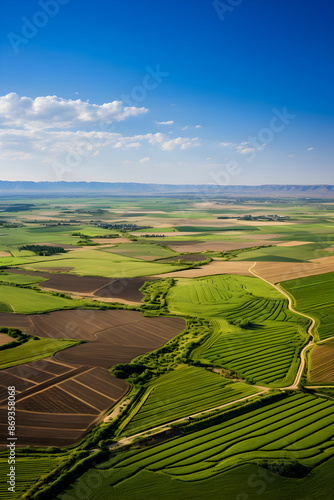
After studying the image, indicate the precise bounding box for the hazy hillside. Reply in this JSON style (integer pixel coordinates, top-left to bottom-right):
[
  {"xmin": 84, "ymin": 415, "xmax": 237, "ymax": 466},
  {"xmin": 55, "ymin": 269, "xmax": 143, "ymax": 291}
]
[{"xmin": 0, "ymin": 181, "xmax": 333, "ymax": 198}]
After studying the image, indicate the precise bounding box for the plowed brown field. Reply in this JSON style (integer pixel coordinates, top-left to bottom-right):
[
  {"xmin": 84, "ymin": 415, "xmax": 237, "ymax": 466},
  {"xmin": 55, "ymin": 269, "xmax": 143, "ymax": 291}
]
[
  {"xmin": 0, "ymin": 358, "xmax": 128, "ymax": 446},
  {"xmin": 94, "ymin": 277, "xmax": 157, "ymax": 302},
  {"xmin": 8, "ymin": 268, "xmax": 112, "ymax": 293},
  {"xmin": 309, "ymin": 341, "xmax": 334, "ymax": 384},
  {"xmin": 254, "ymin": 256, "xmax": 334, "ymax": 284},
  {"xmin": 55, "ymin": 313, "xmax": 186, "ymax": 368}
]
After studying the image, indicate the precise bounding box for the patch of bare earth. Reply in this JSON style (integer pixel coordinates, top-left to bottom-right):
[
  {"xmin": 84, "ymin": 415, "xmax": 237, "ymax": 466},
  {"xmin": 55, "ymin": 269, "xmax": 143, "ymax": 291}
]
[
  {"xmin": 0, "ymin": 333, "xmax": 11, "ymax": 345},
  {"xmin": 310, "ymin": 341, "xmax": 334, "ymax": 384},
  {"xmin": 276, "ymin": 241, "xmax": 313, "ymax": 247},
  {"xmin": 255, "ymin": 256, "xmax": 334, "ymax": 284}
]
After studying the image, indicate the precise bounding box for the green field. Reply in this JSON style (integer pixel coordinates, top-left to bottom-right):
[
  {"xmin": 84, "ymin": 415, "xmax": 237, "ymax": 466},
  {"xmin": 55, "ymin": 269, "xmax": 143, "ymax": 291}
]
[
  {"xmin": 21, "ymin": 249, "xmax": 187, "ymax": 278},
  {"xmin": 232, "ymin": 241, "xmax": 334, "ymax": 262},
  {"xmin": 0, "ymin": 272, "xmax": 45, "ymax": 285},
  {"xmin": 0, "ymin": 285, "xmax": 81, "ymax": 314},
  {"xmin": 0, "ymin": 337, "xmax": 80, "ymax": 369},
  {"xmin": 105, "ymin": 242, "xmax": 177, "ymax": 261},
  {"xmin": 120, "ymin": 366, "xmax": 259, "ymax": 435},
  {"xmin": 0, "ymin": 455, "xmax": 66, "ymax": 500},
  {"xmin": 281, "ymin": 272, "xmax": 334, "ymax": 341},
  {"xmin": 166, "ymin": 275, "xmax": 308, "ymax": 386},
  {"xmin": 60, "ymin": 393, "xmax": 334, "ymax": 500}
]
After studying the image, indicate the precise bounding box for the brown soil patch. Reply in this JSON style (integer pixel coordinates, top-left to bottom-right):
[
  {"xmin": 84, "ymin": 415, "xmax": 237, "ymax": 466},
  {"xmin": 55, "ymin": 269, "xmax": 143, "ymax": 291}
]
[
  {"xmin": 276, "ymin": 241, "xmax": 313, "ymax": 247},
  {"xmin": 254, "ymin": 255, "xmax": 334, "ymax": 284},
  {"xmin": 0, "ymin": 333, "xmax": 11, "ymax": 345},
  {"xmin": 0, "ymin": 358, "xmax": 128, "ymax": 447},
  {"xmin": 153, "ymin": 260, "xmax": 253, "ymax": 278},
  {"xmin": 0, "ymin": 309, "xmax": 186, "ymax": 362},
  {"xmin": 310, "ymin": 341, "xmax": 334, "ymax": 384},
  {"xmin": 0, "ymin": 251, "xmax": 10, "ymax": 257},
  {"xmin": 54, "ymin": 313, "xmax": 186, "ymax": 368},
  {"xmin": 94, "ymin": 276, "xmax": 157, "ymax": 302}
]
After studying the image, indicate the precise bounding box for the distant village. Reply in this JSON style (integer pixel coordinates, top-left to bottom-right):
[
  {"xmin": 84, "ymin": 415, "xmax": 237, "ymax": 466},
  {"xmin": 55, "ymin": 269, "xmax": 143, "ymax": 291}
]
[{"xmin": 217, "ymin": 214, "xmax": 290, "ymax": 221}]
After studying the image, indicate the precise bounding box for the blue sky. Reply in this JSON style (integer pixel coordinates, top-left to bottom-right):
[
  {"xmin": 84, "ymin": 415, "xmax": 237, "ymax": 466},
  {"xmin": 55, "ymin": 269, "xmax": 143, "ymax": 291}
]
[{"xmin": 0, "ymin": 0, "xmax": 333, "ymax": 184}]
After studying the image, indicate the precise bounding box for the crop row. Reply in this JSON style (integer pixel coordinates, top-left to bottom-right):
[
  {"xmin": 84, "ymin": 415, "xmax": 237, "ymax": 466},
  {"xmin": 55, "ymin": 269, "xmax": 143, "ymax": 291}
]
[
  {"xmin": 199, "ymin": 322, "xmax": 303, "ymax": 385},
  {"xmin": 121, "ymin": 366, "xmax": 258, "ymax": 434},
  {"xmin": 111, "ymin": 393, "xmax": 334, "ymax": 484}
]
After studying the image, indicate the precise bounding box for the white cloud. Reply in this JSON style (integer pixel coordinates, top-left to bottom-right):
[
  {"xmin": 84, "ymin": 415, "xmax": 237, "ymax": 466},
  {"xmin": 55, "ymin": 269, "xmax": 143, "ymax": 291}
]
[
  {"xmin": 239, "ymin": 147, "xmax": 256, "ymax": 154},
  {"xmin": 139, "ymin": 156, "xmax": 150, "ymax": 163},
  {"xmin": 195, "ymin": 125, "xmax": 202, "ymax": 128},
  {"xmin": 182, "ymin": 125, "xmax": 190, "ymax": 131},
  {"xmin": 307, "ymin": 147, "xmax": 314, "ymax": 150},
  {"xmin": 155, "ymin": 120, "xmax": 174, "ymax": 125},
  {"xmin": 235, "ymin": 141, "xmax": 265, "ymax": 154},
  {"xmin": 219, "ymin": 141, "xmax": 234, "ymax": 147},
  {"xmin": 289, "ymin": 154, "xmax": 295, "ymax": 157},
  {"xmin": 0, "ymin": 93, "xmax": 148, "ymax": 130},
  {"xmin": 0, "ymin": 129, "xmax": 200, "ymax": 161},
  {"xmin": 206, "ymin": 157, "xmax": 212, "ymax": 161}
]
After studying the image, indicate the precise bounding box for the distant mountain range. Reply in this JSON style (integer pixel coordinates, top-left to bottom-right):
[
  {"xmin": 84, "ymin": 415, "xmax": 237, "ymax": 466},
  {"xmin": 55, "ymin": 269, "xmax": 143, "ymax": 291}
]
[{"xmin": 0, "ymin": 181, "xmax": 333, "ymax": 198}]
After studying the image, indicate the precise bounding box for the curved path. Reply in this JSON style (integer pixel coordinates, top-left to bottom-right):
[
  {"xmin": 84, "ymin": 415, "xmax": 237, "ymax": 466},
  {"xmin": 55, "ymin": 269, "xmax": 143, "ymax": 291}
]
[{"xmin": 248, "ymin": 262, "xmax": 316, "ymax": 390}]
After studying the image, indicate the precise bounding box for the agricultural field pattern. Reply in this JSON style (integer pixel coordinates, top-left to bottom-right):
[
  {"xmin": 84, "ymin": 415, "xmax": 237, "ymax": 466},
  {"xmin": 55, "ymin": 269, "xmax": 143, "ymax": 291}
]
[{"xmin": 0, "ymin": 195, "xmax": 333, "ymax": 499}]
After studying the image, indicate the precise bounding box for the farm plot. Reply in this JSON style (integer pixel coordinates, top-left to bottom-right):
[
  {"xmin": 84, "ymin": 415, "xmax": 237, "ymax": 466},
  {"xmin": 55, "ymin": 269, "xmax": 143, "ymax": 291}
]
[
  {"xmin": 0, "ymin": 271, "xmax": 46, "ymax": 285},
  {"xmin": 7, "ymin": 268, "xmax": 112, "ymax": 293},
  {"xmin": 66, "ymin": 393, "xmax": 334, "ymax": 499},
  {"xmin": 0, "ymin": 337, "xmax": 80, "ymax": 370},
  {"xmin": 22, "ymin": 249, "xmax": 187, "ymax": 278},
  {"xmin": 0, "ymin": 333, "xmax": 11, "ymax": 345},
  {"xmin": 158, "ymin": 254, "xmax": 209, "ymax": 263},
  {"xmin": 252, "ymin": 256, "xmax": 334, "ymax": 284},
  {"xmin": 0, "ymin": 455, "xmax": 66, "ymax": 500},
  {"xmin": 281, "ymin": 272, "xmax": 334, "ymax": 341},
  {"xmin": 0, "ymin": 358, "xmax": 128, "ymax": 447},
  {"xmin": 55, "ymin": 313, "xmax": 186, "ymax": 368},
  {"xmin": 198, "ymin": 320, "xmax": 304, "ymax": 386},
  {"xmin": 105, "ymin": 242, "xmax": 177, "ymax": 261},
  {"xmin": 94, "ymin": 277, "xmax": 158, "ymax": 302},
  {"xmin": 166, "ymin": 275, "xmax": 309, "ymax": 386},
  {"xmin": 120, "ymin": 366, "xmax": 259, "ymax": 435},
  {"xmin": 0, "ymin": 284, "xmax": 81, "ymax": 314},
  {"xmin": 309, "ymin": 341, "xmax": 334, "ymax": 384},
  {"xmin": 0, "ymin": 309, "xmax": 186, "ymax": 367}
]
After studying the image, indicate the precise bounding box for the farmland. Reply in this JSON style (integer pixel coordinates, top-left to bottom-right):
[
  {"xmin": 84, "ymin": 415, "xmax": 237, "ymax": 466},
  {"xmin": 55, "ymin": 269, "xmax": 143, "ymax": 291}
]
[
  {"xmin": 0, "ymin": 284, "xmax": 81, "ymax": 314},
  {"xmin": 21, "ymin": 249, "xmax": 188, "ymax": 278},
  {"xmin": 0, "ymin": 455, "xmax": 66, "ymax": 499},
  {"xmin": 119, "ymin": 366, "xmax": 259, "ymax": 435},
  {"xmin": 281, "ymin": 272, "xmax": 334, "ymax": 341},
  {"xmin": 0, "ymin": 196, "xmax": 333, "ymax": 499},
  {"xmin": 166, "ymin": 275, "xmax": 308, "ymax": 386},
  {"xmin": 0, "ymin": 358, "xmax": 128, "ymax": 447},
  {"xmin": 61, "ymin": 393, "xmax": 334, "ymax": 500},
  {"xmin": 309, "ymin": 341, "xmax": 334, "ymax": 384},
  {"xmin": 0, "ymin": 337, "xmax": 80, "ymax": 370}
]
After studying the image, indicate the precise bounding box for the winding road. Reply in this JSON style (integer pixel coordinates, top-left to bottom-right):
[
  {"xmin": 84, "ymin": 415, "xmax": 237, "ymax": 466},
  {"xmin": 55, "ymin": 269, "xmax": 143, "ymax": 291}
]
[{"xmin": 248, "ymin": 262, "xmax": 315, "ymax": 390}]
